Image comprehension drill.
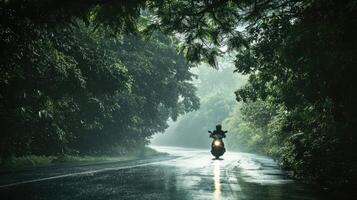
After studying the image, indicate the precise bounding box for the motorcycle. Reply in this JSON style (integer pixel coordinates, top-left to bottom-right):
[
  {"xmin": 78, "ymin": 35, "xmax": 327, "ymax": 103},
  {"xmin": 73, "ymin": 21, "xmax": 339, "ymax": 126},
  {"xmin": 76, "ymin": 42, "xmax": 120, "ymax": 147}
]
[{"xmin": 208, "ymin": 130, "xmax": 226, "ymax": 159}]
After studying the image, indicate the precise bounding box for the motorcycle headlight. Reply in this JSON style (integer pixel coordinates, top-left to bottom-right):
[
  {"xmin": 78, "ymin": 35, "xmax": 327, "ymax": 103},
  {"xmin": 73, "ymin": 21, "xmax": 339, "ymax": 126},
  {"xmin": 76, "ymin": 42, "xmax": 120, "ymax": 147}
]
[{"xmin": 214, "ymin": 140, "xmax": 221, "ymax": 146}]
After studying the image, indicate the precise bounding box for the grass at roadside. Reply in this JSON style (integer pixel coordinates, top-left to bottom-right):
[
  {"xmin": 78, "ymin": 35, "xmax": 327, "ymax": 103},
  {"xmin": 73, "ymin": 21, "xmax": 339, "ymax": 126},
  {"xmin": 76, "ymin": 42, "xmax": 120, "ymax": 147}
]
[{"xmin": 0, "ymin": 147, "xmax": 166, "ymax": 171}]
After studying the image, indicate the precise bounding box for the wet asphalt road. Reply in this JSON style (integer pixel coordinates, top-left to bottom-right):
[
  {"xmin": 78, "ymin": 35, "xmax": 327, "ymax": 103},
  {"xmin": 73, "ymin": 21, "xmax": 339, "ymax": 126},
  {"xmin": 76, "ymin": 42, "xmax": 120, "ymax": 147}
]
[{"xmin": 0, "ymin": 146, "xmax": 324, "ymax": 200}]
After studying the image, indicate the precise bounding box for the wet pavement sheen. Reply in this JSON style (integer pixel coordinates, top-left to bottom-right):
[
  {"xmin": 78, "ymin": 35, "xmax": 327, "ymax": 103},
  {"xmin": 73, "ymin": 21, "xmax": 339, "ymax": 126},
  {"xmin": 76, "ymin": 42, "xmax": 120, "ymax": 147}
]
[{"xmin": 0, "ymin": 146, "xmax": 324, "ymax": 200}]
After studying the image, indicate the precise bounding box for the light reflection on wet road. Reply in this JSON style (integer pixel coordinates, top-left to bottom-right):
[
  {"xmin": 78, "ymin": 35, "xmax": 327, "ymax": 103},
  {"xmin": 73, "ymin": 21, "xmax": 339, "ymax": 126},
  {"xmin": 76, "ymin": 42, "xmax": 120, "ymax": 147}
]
[
  {"xmin": 213, "ymin": 161, "xmax": 221, "ymax": 200},
  {"xmin": 0, "ymin": 146, "xmax": 323, "ymax": 200}
]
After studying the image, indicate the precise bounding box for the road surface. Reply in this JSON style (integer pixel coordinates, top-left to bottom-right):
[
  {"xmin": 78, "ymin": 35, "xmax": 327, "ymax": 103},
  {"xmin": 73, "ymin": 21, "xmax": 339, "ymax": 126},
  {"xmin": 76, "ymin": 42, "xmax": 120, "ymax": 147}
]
[{"xmin": 0, "ymin": 146, "xmax": 324, "ymax": 200}]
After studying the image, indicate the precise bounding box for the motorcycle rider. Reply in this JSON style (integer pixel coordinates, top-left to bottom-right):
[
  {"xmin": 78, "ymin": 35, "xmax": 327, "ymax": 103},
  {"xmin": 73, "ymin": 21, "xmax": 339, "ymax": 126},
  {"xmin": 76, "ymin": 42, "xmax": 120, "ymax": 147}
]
[
  {"xmin": 209, "ymin": 124, "xmax": 227, "ymax": 138},
  {"xmin": 209, "ymin": 124, "xmax": 227, "ymax": 159}
]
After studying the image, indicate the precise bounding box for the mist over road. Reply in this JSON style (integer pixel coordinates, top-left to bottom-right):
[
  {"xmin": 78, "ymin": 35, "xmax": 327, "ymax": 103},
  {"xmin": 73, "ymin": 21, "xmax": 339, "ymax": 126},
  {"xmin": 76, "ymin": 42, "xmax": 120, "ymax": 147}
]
[{"xmin": 0, "ymin": 146, "xmax": 323, "ymax": 200}]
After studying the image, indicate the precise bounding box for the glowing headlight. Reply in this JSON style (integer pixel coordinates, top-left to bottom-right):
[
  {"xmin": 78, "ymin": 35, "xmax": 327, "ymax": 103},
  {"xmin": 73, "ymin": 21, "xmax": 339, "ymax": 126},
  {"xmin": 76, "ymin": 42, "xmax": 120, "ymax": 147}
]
[{"xmin": 214, "ymin": 140, "xmax": 221, "ymax": 146}]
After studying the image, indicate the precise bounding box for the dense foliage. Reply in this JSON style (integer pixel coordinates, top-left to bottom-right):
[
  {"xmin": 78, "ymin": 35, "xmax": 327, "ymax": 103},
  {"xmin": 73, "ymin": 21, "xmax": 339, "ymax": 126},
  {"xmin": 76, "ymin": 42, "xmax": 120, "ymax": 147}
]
[{"xmin": 0, "ymin": 12, "xmax": 199, "ymax": 159}]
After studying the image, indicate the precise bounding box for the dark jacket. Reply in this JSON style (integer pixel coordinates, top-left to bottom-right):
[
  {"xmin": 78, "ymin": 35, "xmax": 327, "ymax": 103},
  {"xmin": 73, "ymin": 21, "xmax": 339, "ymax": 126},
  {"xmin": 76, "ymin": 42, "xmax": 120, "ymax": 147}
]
[{"xmin": 210, "ymin": 130, "xmax": 227, "ymax": 138}]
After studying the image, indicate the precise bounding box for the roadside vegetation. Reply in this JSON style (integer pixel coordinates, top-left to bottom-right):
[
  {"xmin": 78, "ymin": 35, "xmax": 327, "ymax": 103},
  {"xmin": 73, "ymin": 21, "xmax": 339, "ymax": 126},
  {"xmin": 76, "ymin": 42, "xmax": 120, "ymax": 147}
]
[
  {"xmin": 1, "ymin": 9, "xmax": 199, "ymax": 164},
  {"xmin": 1, "ymin": 147, "xmax": 164, "ymax": 171}
]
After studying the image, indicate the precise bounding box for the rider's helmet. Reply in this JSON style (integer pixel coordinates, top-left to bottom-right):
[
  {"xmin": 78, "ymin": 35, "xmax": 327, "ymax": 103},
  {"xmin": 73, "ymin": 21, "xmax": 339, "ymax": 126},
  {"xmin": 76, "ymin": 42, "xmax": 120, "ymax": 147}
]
[{"xmin": 216, "ymin": 124, "xmax": 222, "ymax": 131}]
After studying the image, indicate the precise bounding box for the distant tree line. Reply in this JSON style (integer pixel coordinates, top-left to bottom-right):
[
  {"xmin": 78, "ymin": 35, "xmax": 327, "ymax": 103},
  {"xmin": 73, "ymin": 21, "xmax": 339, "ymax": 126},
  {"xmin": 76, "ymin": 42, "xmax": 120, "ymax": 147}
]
[{"xmin": 154, "ymin": 60, "xmax": 246, "ymax": 148}]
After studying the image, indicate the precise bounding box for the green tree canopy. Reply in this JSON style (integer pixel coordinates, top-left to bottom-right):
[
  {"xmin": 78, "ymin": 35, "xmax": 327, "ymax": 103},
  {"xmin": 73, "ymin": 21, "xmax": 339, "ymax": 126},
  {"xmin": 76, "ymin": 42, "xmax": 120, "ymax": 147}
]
[{"xmin": 0, "ymin": 17, "xmax": 199, "ymax": 158}]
